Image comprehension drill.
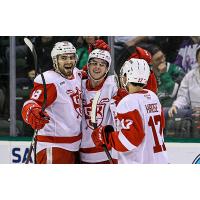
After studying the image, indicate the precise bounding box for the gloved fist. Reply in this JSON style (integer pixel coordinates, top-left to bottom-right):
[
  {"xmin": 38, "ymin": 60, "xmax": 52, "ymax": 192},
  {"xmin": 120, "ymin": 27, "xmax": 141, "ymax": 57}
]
[
  {"xmin": 81, "ymin": 65, "xmax": 88, "ymax": 79},
  {"xmin": 94, "ymin": 39, "xmax": 110, "ymax": 51},
  {"xmin": 92, "ymin": 125, "xmax": 114, "ymax": 147},
  {"xmin": 88, "ymin": 39, "xmax": 110, "ymax": 53},
  {"xmin": 129, "ymin": 46, "xmax": 152, "ymax": 64},
  {"xmin": 22, "ymin": 103, "xmax": 50, "ymax": 130}
]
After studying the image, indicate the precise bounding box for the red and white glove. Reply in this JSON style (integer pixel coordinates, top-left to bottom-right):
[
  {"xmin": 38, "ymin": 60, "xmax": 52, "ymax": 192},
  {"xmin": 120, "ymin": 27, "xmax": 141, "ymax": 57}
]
[
  {"xmin": 22, "ymin": 103, "xmax": 50, "ymax": 130},
  {"xmin": 81, "ymin": 65, "xmax": 88, "ymax": 79},
  {"xmin": 88, "ymin": 39, "xmax": 110, "ymax": 53},
  {"xmin": 94, "ymin": 39, "xmax": 110, "ymax": 51},
  {"xmin": 92, "ymin": 125, "xmax": 114, "ymax": 147},
  {"xmin": 129, "ymin": 46, "xmax": 152, "ymax": 64}
]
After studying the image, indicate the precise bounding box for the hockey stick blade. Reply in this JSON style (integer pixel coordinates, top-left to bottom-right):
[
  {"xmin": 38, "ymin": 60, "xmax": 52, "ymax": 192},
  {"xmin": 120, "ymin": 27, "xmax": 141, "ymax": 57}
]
[
  {"xmin": 24, "ymin": 37, "xmax": 38, "ymax": 74},
  {"xmin": 24, "ymin": 38, "xmax": 34, "ymax": 52}
]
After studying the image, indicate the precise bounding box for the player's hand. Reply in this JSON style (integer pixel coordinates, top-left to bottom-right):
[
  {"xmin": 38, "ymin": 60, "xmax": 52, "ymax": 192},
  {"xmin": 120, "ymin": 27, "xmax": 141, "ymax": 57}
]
[
  {"xmin": 92, "ymin": 125, "xmax": 114, "ymax": 147},
  {"xmin": 88, "ymin": 39, "xmax": 110, "ymax": 53},
  {"xmin": 81, "ymin": 65, "xmax": 88, "ymax": 79},
  {"xmin": 94, "ymin": 39, "xmax": 110, "ymax": 51},
  {"xmin": 129, "ymin": 47, "xmax": 152, "ymax": 64},
  {"xmin": 168, "ymin": 105, "xmax": 177, "ymax": 118},
  {"xmin": 22, "ymin": 103, "xmax": 50, "ymax": 130}
]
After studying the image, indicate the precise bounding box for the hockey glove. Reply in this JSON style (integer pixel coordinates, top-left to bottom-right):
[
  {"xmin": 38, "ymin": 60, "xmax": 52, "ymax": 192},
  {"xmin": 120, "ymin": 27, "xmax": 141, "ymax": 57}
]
[
  {"xmin": 129, "ymin": 46, "xmax": 152, "ymax": 64},
  {"xmin": 92, "ymin": 125, "xmax": 114, "ymax": 147},
  {"xmin": 81, "ymin": 65, "xmax": 88, "ymax": 79},
  {"xmin": 94, "ymin": 39, "xmax": 110, "ymax": 51},
  {"xmin": 22, "ymin": 103, "xmax": 50, "ymax": 130},
  {"xmin": 88, "ymin": 39, "xmax": 110, "ymax": 53}
]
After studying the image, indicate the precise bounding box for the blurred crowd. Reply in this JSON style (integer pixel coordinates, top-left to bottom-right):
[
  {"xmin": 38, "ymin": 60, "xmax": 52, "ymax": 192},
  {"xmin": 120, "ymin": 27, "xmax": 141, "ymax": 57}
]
[{"xmin": 0, "ymin": 36, "xmax": 200, "ymax": 138}]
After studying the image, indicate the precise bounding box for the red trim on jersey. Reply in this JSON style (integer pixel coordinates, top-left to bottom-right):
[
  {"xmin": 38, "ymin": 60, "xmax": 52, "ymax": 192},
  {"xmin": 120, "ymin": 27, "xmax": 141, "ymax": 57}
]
[
  {"xmin": 36, "ymin": 133, "xmax": 82, "ymax": 143},
  {"xmin": 133, "ymin": 90, "xmax": 148, "ymax": 94},
  {"xmin": 86, "ymin": 79, "xmax": 106, "ymax": 91},
  {"xmin": 81, "ymin": 159, "xmax": 118, "ymax": 164},
  {"xmin": 30, "ymin": 82, "xmax": 57, "ymax": 107},
  {"xmin": 109, "ymin": 110, "xmax": 145, "ymax": 152},
  {"xmin": 109, "ymin": 132, "xmax": 129, "ymax": 152},
  {"xmin": 80, "ymin": 145, "xmax": 111, "ymax": 153}
]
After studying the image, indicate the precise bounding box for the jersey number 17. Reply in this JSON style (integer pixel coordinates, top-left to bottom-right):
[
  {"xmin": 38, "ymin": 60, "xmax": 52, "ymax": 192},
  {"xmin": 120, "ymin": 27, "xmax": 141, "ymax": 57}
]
[{"xmin": 148, "ymin": 115, "xmax": 166, "ymax": 153}]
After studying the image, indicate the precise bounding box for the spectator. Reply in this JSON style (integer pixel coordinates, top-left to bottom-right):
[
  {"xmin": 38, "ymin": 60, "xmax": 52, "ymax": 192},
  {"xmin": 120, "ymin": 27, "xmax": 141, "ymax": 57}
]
[
  {"xmin": 148, "ymin": 45, "xmax": 185, "ymax": 108},
  {"xmin": 5, "ymin": 39, "xmax": 30, "ymax": 78},
  {"xmin": 169, "ymin": 47, "xmax": 200, "ymax": 116},
  {"xmin": 168, "ymin": 48, "xmax": 200, "ymax": 138},
  {"xmin": 174, "ymin": 36, "xmax": 200, "ymax": 73},
  {"xmin": 16, "ymin": 69, "xmax": 35, "ymax": 133},
  {"xmin": 152, "ymin": 36, "xmax": 186, "ymax": 62}
]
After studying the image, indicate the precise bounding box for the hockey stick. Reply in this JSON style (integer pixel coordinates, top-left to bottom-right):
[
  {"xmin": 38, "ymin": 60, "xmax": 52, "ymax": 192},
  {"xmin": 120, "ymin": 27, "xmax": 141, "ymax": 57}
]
[
  {"xmin": 91, "ymin": 91, "xmax": 114, "ymax": 164},
  {"xmin": 24, "ymin": 37, "xmax": 47, "ymax": 164}
]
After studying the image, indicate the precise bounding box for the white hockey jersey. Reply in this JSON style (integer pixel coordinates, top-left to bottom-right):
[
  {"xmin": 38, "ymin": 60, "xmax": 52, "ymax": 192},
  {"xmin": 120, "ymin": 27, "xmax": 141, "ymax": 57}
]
[
  {"xmin": 23, "ymin": 68, "xmax": 82, "ymax": 153},
  {"xmin": 80, "ymin": 75, "xmax": 118, "ymax": 163},
  {"xmin": 111, "ymin": 89, "xmax": 169, "ymax": 164}
]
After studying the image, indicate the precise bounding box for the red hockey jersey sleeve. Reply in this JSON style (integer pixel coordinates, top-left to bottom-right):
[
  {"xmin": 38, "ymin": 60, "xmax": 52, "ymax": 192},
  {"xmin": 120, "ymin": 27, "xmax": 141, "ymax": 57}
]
[
  {"xmin": 109, "ymin": 110, "xmax": 145, "ymax": 152},
  {"xmin": 29, "ymin": 82, "xmax": 57, "ymax": 108},
  {"xmin": 144, "ymin": 70, "xmax": 157, "ymax": 94}
]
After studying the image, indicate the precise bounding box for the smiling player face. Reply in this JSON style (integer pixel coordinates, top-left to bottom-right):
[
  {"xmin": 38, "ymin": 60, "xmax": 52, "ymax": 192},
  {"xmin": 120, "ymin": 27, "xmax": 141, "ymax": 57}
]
[
  {"xmin": 88, "ymin": 58, "xmax": 108, "ymax": 81},
  {"xmin": 57, "ymin": 53, "xmax": 76, "ymax": 78}
]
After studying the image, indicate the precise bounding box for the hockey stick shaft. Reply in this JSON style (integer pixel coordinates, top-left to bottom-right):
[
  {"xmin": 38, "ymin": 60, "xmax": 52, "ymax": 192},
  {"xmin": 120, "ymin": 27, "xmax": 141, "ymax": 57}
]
[
  {"xmin": 91, "ymin": 91, "xmax": 114, "ymax": 164},
  {"xmin": 92, "ymin": 122, "xmax": 114, "ymax": 164},
  {"xmin": 24, "ymin": 38, "xmax": 47, "ymax": 164}
]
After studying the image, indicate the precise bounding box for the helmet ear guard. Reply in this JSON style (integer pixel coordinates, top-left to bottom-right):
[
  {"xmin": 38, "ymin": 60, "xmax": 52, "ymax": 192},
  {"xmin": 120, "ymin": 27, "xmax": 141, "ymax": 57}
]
[{"xmin": 120, "ymin": 58, "xmax": 150, "ymax": 87}]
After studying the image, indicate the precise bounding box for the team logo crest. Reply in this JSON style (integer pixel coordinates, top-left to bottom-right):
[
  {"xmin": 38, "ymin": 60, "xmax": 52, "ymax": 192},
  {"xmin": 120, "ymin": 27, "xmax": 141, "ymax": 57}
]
[
  {"xmin": 67, "ymin": 87, "xmax": 82, "ymax": 118},
  {"xmin": 84, "ymin": 97, "xmax": 109, "ymax": 130}
]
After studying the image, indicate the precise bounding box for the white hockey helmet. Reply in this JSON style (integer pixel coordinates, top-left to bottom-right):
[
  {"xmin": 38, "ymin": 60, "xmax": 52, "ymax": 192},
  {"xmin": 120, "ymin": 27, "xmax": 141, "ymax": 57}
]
[
  {"xmin": 88, "ymin": 49, "xmax": 111, "ymax": 69},
  {"xmin": 120, "ymin": 58, "xmax": 150, "ymax": 87},
  {"xmin": 51, "ymin": 41, "xmax": 76, "ymax": 58},
  {"xmin": 51, "ymin": 41, "xmax": 77, "ymax": 73}
]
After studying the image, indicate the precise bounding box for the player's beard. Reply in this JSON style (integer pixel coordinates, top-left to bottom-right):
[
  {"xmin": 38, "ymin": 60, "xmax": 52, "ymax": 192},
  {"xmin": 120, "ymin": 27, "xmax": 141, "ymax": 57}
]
[{"xmin": 59, "ymin": 64, "xmax": 74, "ymax": 78}]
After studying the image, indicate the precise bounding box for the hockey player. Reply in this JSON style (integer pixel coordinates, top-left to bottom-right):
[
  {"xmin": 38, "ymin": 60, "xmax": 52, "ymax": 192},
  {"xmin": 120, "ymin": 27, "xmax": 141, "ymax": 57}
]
[
  {"xmin": 22, "ymin": 41, "xmax": 82, "ymax": 164},
  {"xmin": 92, "ymin": 58, "xmax": 169, "ymax": 164},
  {"xmin": 80, "ymin": 47, "xmax": 118, "ymax": 164}
]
